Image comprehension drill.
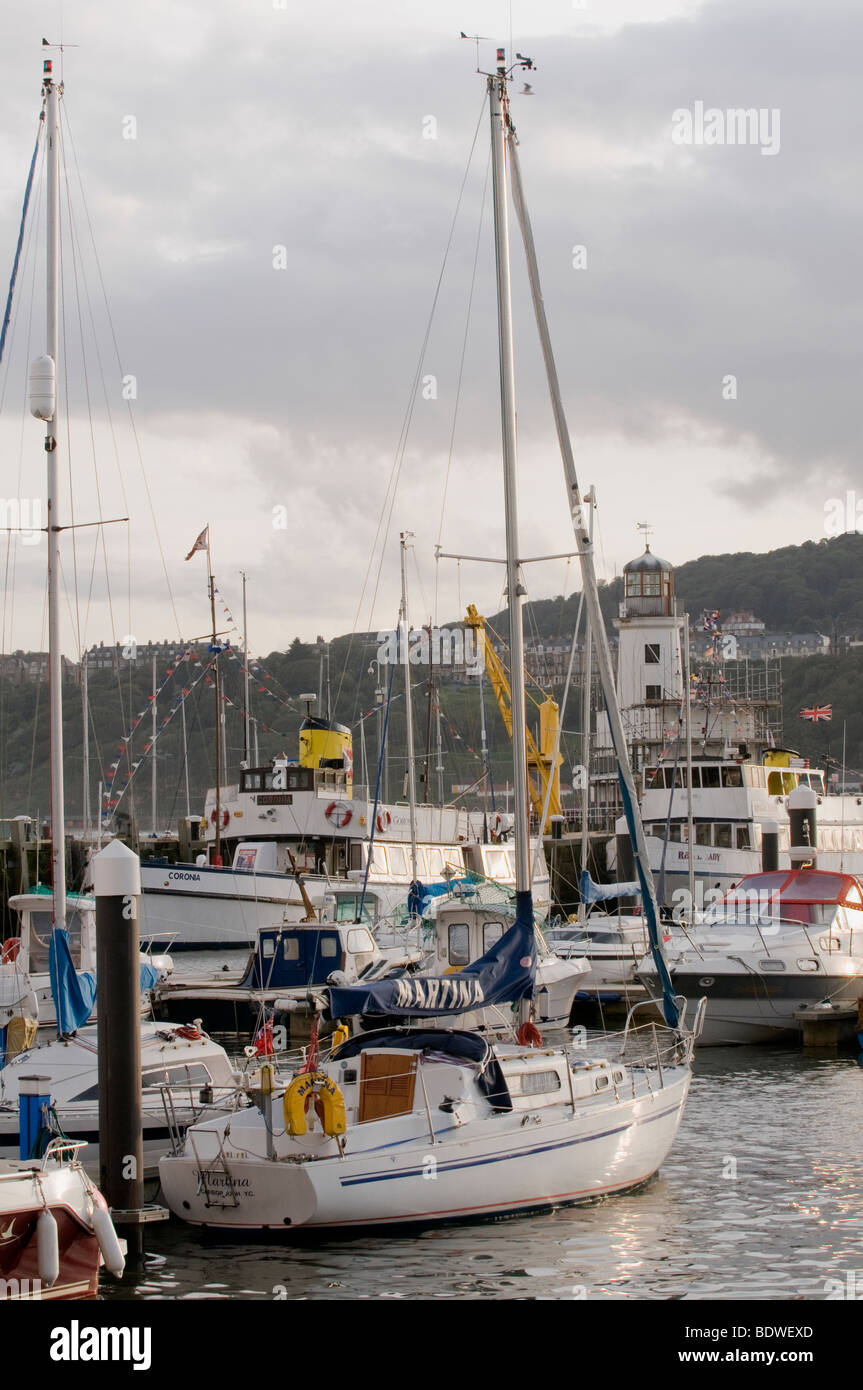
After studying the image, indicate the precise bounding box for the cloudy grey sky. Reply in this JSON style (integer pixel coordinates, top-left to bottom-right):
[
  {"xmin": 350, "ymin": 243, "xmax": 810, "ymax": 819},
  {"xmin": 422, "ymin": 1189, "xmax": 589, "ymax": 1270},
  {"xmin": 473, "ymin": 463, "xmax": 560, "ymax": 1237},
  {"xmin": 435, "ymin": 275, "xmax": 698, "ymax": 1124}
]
[{"xmin": 0, "ymin": 0, "xmax": 859, "ymax": 660}]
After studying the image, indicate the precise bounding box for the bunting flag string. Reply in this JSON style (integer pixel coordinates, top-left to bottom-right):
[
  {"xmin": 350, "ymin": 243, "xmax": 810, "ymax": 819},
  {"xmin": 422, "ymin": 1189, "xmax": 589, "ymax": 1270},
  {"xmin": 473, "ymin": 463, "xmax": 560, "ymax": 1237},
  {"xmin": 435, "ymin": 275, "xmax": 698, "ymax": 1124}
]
[
  {"xmin": 101, "ymin": 653, "xmax": 218, "ymax": 819},
  {"xmin": 212, "ymin": 583, "xmax": 298, "ymax": 712}
]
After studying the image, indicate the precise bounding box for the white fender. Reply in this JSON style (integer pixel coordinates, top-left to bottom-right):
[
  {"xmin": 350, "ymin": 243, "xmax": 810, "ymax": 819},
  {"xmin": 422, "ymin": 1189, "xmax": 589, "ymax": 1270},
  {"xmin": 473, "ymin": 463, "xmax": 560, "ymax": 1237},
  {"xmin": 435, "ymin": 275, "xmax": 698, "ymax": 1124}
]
[
  {"xmin": 91, "ymin": 1200, "xmax": 125, "ymax": 1278},
  {"xmin": 37, "ymin": 1207, "xmax": 60, "ymax": 1286}
]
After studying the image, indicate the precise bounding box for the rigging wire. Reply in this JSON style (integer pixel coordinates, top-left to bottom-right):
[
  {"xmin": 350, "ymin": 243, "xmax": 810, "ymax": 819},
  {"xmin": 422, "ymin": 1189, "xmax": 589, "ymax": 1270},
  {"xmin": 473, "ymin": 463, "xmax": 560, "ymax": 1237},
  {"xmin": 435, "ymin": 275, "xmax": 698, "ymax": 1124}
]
[
  {"xmin": 333, "ymin": 92, "xmax": 489, "ymax": 712},
  {"xmin": 434, "ymin": 147, "xmax": 492, "ymax": 627}
]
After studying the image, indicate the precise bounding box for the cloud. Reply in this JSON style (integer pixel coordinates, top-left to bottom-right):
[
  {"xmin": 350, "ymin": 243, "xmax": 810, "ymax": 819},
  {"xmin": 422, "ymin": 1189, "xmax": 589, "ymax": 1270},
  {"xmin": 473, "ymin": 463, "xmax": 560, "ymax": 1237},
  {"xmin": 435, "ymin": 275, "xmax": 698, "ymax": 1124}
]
[{"xmin": 0, "ymin": 0, "xmax": 858, "ymax": 657}]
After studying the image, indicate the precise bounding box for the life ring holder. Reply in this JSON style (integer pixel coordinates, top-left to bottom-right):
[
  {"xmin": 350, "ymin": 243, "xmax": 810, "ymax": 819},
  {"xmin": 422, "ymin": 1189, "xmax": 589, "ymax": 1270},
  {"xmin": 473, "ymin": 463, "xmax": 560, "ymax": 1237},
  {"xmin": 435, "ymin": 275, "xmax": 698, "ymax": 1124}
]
[{"xmin": 283, "ymin": 1071, "xmax": 346, "ymax": 1138}]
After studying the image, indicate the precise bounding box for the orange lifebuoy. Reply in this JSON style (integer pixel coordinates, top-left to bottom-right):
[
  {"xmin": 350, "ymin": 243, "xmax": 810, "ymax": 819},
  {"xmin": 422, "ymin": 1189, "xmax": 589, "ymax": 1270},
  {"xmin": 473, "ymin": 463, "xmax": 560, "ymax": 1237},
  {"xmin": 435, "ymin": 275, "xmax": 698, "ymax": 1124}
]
[
  {"xmin": 325, "ymin": 801, "xmax": 352, "ymax": 828},
  {"xmin": 1, "ymin": 937, "xmax": 21, "ymax": 964},
  {"xmin": 375, "ymin": 810, "xmax": 391, "ymax": 834}
]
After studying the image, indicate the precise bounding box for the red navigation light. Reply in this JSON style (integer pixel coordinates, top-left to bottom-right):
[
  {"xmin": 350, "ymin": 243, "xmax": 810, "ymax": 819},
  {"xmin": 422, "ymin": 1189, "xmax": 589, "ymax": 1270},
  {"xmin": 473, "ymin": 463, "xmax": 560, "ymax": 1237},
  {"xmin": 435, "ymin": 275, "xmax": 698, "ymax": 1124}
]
[
  {"xmin": 43, "ymin": 60, "xmax": 52, "ymax": 74},
  {"xmin": 497, "ymin": 48, "xmax": 505, "ymax": 64}
]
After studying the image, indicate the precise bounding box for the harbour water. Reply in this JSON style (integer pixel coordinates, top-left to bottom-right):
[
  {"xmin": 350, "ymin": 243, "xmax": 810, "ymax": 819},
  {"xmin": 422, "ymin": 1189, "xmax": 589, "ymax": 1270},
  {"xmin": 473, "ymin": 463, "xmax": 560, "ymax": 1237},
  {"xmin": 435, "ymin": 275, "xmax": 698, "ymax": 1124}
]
[{"xmin": 102, "ymin": 1029, "xmax": 863, "ymax": 1301}]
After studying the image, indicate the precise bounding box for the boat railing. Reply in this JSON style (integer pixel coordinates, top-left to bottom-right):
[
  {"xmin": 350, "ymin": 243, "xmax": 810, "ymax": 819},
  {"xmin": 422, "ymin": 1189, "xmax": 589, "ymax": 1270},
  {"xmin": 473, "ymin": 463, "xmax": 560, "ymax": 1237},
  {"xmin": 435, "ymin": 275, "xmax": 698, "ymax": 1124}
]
[
  {"xmin": 0, "ymin": 1137, "xmax": 89, "ymax": 1176},
  {"xmin": 616, "ymin": 996, "xmax": 693, "ymax": 1070}
]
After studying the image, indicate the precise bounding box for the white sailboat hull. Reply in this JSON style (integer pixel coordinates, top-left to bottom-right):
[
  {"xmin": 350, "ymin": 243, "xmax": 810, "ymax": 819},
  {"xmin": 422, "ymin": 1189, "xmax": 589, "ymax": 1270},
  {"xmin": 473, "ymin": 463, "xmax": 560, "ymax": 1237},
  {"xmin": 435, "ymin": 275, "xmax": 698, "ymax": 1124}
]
[{"xmin": 160, "ymin": 1070, "xmax": 690, "ymax": 1230}]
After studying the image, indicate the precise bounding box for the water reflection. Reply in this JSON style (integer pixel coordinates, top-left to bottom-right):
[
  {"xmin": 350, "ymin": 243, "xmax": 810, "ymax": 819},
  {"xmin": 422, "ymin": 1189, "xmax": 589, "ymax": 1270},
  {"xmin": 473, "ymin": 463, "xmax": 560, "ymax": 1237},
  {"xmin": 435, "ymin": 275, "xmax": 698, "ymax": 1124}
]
[{"xmin": 102, "ymin": 1029, "xmax": 863, "ymax": 1300}]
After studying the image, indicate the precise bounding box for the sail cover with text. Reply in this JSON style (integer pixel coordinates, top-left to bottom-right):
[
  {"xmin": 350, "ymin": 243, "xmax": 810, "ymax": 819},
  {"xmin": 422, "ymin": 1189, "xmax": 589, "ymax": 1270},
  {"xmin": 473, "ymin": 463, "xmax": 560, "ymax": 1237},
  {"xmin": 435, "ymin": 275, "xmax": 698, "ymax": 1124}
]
[{"xmin": 328, "ymin": 891, "xmax": 536, "ymax": 1019}]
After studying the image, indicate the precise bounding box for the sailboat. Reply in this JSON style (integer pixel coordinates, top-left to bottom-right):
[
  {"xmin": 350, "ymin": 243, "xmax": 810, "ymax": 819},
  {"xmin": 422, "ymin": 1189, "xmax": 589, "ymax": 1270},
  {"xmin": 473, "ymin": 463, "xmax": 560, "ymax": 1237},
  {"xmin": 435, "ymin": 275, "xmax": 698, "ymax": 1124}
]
[
  {"xmin": 0, "ymin": 53, "xmax": 240, "ymax": 1191},
  {"xmin": 159, "ymin": 49, "xmax": 694, "ymax": 1232}
]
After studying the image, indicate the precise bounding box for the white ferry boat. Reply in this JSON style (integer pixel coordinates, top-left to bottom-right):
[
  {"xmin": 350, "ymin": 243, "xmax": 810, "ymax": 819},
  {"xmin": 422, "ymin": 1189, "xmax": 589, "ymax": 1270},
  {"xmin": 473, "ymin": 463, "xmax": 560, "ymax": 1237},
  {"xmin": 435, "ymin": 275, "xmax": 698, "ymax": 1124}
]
[
  {"xmin": 634, "ymin": 748, "xmax": 863, "ymax": 902},
  {"xmin": 139, "ymin": 718, "xmax": 549, "ymax": 948}
]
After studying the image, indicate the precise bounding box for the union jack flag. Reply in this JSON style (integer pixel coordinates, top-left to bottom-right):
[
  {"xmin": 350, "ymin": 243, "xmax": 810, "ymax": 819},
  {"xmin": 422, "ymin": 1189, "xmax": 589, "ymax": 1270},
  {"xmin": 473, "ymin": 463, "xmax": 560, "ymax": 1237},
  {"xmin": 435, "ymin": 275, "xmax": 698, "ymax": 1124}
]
[{"xmin": 800, "ymin": 704, "xmax": 832, "ymax": 722}]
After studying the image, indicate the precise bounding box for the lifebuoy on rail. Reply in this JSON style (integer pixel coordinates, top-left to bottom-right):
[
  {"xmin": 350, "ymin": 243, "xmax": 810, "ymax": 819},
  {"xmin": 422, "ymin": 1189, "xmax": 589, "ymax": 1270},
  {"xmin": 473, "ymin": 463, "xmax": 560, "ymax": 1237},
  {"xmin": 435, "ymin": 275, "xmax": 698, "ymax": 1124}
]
[{"xmin": 283, "ymin": 1071, "xmax": 346, "ymax": 1138}]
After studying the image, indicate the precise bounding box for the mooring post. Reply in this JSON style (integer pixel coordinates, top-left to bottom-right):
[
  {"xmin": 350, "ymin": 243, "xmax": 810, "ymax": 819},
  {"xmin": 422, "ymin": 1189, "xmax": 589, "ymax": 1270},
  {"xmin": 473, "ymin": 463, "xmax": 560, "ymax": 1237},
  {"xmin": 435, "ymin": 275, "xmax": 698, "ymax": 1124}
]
[{"xmin": 93, "ymin": 839, "xmax": 144, "ymax": 1256}]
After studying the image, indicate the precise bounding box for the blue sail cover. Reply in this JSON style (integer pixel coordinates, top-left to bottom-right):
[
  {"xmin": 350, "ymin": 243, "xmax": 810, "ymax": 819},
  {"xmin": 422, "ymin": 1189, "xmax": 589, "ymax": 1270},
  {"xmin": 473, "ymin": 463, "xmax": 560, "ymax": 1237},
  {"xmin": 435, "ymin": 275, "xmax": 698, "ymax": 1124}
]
[
  {"xmin": 49, "ymin": 928, "xmax": 97, "ymax": 1035},
  {"xmin": 329, "ymin": 889, "xmax": 536, "ymax": 1019},
  {"xmin": 48, "ymin": 929, "xmax": 159, "ymax": 1034},
  {"xmin": 580, "ymin": 870, "xmax": 642, "ymax": 904},
  {"xmin": 407, "ymin": 878, "xmax": 475, "ymax": 917}
]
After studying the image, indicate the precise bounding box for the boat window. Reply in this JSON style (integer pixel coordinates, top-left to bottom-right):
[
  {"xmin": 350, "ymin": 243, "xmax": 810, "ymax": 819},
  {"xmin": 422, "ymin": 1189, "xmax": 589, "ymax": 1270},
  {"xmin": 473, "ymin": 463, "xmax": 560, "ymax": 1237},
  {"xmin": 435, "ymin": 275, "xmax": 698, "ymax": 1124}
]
[
  {"xmin": 320, "ymin": 937, "xmax": 339, "ymax": 959},
  {"xmin": 520, "ymin": 1070, "xmax": 561, "ymax": 1095},
  {"xmin": 448, "ymin": 923, "xmax": 470, "ymax": 967},
  {"xmin": 736, "ymin": 826, "xmax": 751, "ymax": 850},
  {"xmin": 367, "ymin": 845, "xmax": 388, "ymax": 874},
  {"xmin": 347, "ymin": 929, "xmax": 376, "ymax": 954},
  {"xmin": 796, "ymin": 958, "xmax": 820, "ymax": 972},
  {"xmin": 484, "ymin": 849, "xmax": 510, "ymax": 877},
  {"xmin": 759, "ymin": 960, "xmax": 785, "ymax": 972},
  {"xmin": 413, "ymin": 849, "xmax": 428, "ymax": 877},
  {"xmin": 644, "ymin": 767, "xmax": 661, "ymax": 789},
  {"xmin": 386, "ymin": 845, "xmax": 407, "ymax": 876},
  {"xmin": 689, "ymin": 767, "xmax": 701, "ymax": 788},
  {"xmin": 426, "ymin": 848, "xmax": 444, "ymax": 876},
  {"xmin": 283, "ymin": 937, "xmax": 300, "ymax": 961},
  {"xmin": 645, "ymin": 685, "xmax": 662, "ymax": 702},
  {"xmin": 714, "ymin": 824, "xmax": 733, "ymax": 849},
  {"xmin": 483, "ymin": 922, "xmax": 504, "ymax": 950},
  {"xmin": 668, "ymin": 824, "xmax": 681, "ymax": 842},
  {"xmin": 349, "ymin": 843, "xmax": 363, "ymax": 871},
  {"xmin": 594, "ymin": 1074, "xmax": 610, "ymax": 1090},
  {"xmin": 244, "ymin": 772, "xmax": 262, "ymax": 791},
  {"xmin": 819, "ymin": 936, "xmax": 842, "ymax": 953},
  {"xmin": 701, "ymin": 767, "xmax": 721, "ymax": 788},
  {"xmin": 721, "ymin": 767, "xmax": 744, "ymax": 788},
  {"xmin": 696, "ymin": 824, "xmax": 711, "ymax": 846},
  {"xmin": 261, "ymin": 938, "xmax": 275, "ymax": 958},
  {"xmin": 142, "ymin": 1065, "xmax": 212, "ymax": 1090},
  {"xmin": 673, "ymin": 767, "xmax": 685, "ymax": 788},
  {"xmin": 644, "ymin": 643, "xmax": 660, "ymax": 664}
]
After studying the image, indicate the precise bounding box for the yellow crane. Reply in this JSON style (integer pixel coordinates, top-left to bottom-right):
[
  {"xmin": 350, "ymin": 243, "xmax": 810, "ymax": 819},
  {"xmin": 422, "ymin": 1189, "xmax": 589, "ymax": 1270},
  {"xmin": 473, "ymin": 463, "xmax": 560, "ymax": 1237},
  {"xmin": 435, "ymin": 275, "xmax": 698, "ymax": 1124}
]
[{"xmin": 465, "ymin": 604, "xmax": 563, "ymax": 831}]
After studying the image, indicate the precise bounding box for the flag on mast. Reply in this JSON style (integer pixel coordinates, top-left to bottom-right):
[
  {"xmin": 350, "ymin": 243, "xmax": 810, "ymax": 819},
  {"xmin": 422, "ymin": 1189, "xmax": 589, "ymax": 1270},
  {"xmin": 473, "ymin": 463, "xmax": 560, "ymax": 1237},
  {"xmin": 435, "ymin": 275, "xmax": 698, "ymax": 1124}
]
[
  {"xmin": 185, "ymin": 526, "xmax": 209, "ymax": 561},
  {"xmin": 800, "ymin": 704, "xmax": 832, "ymax": 722}
]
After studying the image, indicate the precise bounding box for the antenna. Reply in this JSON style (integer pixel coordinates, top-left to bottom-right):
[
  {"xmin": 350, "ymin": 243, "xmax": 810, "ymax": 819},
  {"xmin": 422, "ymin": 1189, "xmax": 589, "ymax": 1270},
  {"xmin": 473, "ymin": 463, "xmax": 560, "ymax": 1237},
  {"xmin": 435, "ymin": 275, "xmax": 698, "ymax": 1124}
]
[
  {"xmin": 636, "ymin": 521, "xmax": 654, "ymax": 547},
  {"xmin": 460, "ymin": 30, "xmax": 490, "ymax": 70}
]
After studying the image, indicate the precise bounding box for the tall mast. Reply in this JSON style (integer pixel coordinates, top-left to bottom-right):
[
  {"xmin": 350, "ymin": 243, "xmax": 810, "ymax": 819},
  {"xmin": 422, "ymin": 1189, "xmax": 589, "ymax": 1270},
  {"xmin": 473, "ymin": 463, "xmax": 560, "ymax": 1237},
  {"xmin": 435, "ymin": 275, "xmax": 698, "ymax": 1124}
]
[
  {"xmin": 208, "ymin": 530, "xmax": 223, "ymax": 864},
  {"xmin": 683, "ymin": 615, "xmax": 695, "ymax": 917},
  {"xmin": 42, "ymin": 64, "xmax": 65, "ymax": 926},
  {"xmin": 489, "ymin": 53, "xmax": 530, "ymax": 897},
  {"xmin": 506, "ymin": 93, "xmax": 681, "ymax": 1026},
  {"xmin": 180, "ymin": 684, "xmax": 191, "ymax": 820},
  {"xmin": 579, "ymin": 486, "xmax": 594, "ymax": 917},
  {"xmin": 241, "ymin": 571, "xmax": 251, "ymax": 765},
  {"xmin": 82, "ymin": 649, "xmax": 90, "ymax": 837},
  {"xmin": 151, "ymin": 651, "xmax": 157, "ymax": 832},
  {"xmin": 399, "ymin": 531, "xmax": 419, "ymax": 885}
]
